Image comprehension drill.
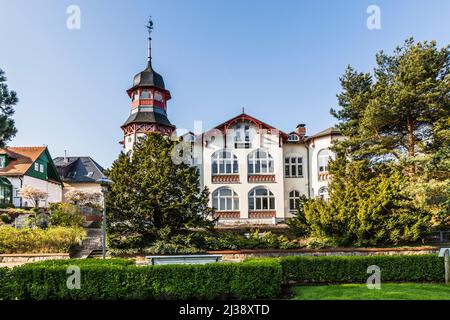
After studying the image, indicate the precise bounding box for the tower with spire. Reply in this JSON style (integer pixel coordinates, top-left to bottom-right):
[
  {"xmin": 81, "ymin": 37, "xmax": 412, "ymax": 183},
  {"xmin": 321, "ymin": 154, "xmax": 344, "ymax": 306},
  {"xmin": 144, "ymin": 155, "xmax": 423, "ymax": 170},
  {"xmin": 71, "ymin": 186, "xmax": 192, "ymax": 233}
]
[{"xmin": 121, "ymin": 17, "xmax": 175, "ymax": 154}]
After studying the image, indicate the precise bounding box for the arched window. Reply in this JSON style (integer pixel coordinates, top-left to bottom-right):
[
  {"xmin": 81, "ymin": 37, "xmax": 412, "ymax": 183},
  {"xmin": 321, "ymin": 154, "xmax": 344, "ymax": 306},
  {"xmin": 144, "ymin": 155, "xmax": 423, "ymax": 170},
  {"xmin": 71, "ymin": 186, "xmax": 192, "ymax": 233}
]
[
  {"xmin": 318, "ymin": 187, "xmax": 329, "ymax": 201},
  {"xmin": 248, "ymin": 149, "xmax": 274, "ymax": 174},
  {"xmin": 212, "ymin": 187, "xmax": 239, "ymax": 211},
  {"xmin": 288, "ymin": 134, "xmax": 299, "ymax": 142},
  {"xmin": 249, "ymin": 187, "xmax": 275, "ymax": 211},
  {"xmin": 318, "ymin": 149, "xmax": 331, "ymax": 173},
  {"xmin": 211, "ymin": 150, "xmax": 238, "ymax": 175},
  {"xmin": 288, "ymin": 190, "xmax": 300, "ymax": 212}
]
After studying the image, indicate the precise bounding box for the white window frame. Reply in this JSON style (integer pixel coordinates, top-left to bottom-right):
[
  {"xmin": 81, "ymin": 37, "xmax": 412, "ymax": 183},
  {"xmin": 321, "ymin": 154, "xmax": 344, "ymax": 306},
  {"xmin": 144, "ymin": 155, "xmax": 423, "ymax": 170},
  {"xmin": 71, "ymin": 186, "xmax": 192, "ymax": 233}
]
[
  {"xmin": 248, "ymin": 187, "xmax": 275, "ymax": 211},
  {"xmin": 34, "ymin": 163, "xmax": 39, "ymax": 171},
  {"xmin": 211, "ymin": 149, "xmax": 238, "ymax": 175},
  {"xmin": 318, "ymin": 187, "xmax": 329, "ymax": 201},
  {"xmin": 248, "ymin": 149, "xmax": 274, "ymax": 174},
  {"xmin": 39, "ymin": 164, "xmax": 44, "ymax": 173},
  {"xmin": 212, "ymin": 187, "xmax": 239, "ymax": 211},
  {"xmin": 285, "ymin": 156, "xmax": 303, "ymax": 177},
  {"xmin": 289, "ymin": 190, "xmax": 300, "ymax": 212},
  {"xmin": 318, "ymin": 149, "xmax": 331, "ymax": 173}
]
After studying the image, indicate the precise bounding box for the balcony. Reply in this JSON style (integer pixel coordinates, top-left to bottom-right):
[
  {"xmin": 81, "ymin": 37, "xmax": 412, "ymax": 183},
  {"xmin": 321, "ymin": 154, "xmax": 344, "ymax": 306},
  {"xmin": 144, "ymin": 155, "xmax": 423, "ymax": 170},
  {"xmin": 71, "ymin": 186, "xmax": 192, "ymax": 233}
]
[
  {"xmin": 212, "ymin": 174, "xmax": 240, "ymax": 183},
  {"xmin": 213, "ymin": 211, "xmax": 240, "ymax": 219},
  {"xmin": 247, "ymin": 174, "xmax": 275, "ymax": 183},
  {"xmin": 248, "ymin": 211, "xmax": 276, "ymax": 219}
]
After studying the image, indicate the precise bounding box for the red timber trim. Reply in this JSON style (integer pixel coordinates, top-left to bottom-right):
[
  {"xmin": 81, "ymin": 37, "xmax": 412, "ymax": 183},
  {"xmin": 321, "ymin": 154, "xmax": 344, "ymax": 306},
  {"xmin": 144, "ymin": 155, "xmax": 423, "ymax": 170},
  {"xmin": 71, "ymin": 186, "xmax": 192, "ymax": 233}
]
[
  {"xmin": 318, "ymin": 171, "xmax": 332, "ymax": 181},
  {"xmin": 214, "ymin": 211, "xmax": 240, "ymax": 219},
  {"xmin": 248, "ymin": 211, "xmax": 276, "ymax": 219},
  {"xmin": 216, "ymin": 113, "xmax": 288, "ymax": 141},
  {"xmin": 248, "ymin": 174, "xmax": 275, "ymax": 183},
  {"xmin": 122, "ymin": 123, "xmax": 174, "ymax": 137},
  {"xmin": 212, "ymin": 174, "xmax": 240, "ymax": 183},
  {"xmin": 131, "ymin": 99, "xmax": 166, "ymax": 109}
]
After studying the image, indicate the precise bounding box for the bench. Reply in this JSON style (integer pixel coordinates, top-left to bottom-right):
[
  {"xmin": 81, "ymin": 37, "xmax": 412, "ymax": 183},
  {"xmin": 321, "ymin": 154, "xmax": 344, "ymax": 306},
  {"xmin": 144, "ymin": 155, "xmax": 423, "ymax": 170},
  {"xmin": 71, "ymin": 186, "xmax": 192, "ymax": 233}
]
[{"xmin": 145, "ymin": 254, "xmax": 223, "ymax": 265}]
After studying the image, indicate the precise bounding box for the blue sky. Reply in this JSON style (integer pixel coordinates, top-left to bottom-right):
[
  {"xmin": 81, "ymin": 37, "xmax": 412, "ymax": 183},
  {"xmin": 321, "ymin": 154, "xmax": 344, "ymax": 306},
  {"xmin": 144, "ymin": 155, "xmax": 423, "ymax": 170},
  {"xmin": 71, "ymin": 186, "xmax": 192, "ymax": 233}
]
[{"xmin": 1, "ymin": 0, "xmax": 449, "ymax": 167}]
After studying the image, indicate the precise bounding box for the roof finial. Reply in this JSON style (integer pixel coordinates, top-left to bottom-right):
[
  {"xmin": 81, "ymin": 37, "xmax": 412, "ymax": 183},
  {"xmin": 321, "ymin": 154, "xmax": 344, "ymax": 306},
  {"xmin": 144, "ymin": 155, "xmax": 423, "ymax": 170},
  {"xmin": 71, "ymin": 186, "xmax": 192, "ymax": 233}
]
[
  {"xmin": 242, "ymin": 106, "xmax": 245, "ymax": 114},
  {"xmin": 146, "ymin": 16, "xmax": 154, "ymax": 67}
]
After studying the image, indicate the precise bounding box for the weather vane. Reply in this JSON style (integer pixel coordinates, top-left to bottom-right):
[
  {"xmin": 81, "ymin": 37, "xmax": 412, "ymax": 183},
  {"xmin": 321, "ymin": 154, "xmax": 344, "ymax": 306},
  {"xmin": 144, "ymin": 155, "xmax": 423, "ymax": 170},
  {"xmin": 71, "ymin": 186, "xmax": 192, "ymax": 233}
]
[{"xmin": 146, "ymin": 16, "xmax": 154, "ymax": 34}]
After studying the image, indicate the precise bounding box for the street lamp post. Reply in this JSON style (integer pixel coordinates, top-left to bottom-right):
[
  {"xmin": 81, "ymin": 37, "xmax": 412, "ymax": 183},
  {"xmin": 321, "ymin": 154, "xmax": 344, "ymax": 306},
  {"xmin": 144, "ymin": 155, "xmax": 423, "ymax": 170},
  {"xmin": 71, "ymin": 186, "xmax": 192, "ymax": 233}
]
[{"xmin": 96, "ymin": 177, "xmax": 113, "ymax": 259}]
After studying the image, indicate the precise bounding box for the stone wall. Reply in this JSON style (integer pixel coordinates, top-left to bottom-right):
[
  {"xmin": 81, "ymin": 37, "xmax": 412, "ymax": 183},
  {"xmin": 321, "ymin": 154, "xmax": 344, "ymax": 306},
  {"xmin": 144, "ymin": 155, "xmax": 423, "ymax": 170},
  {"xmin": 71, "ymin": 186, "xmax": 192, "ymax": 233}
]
[
  {"xmin": 0, "ymin": 253, "xmax": 70, "ymax": 267},
  {"xmin": 207, "ymin": 246, "xmax": 440, "ymax": 262}
]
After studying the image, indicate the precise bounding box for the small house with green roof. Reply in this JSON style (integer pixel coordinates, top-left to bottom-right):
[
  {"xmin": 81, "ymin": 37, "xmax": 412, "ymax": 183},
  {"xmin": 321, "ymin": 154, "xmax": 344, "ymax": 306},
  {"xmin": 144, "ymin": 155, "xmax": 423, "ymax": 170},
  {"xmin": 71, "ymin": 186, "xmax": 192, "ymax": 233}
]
[{"xmin": 0, "ymin": 146, "xmax": 63, "ymax": 208}]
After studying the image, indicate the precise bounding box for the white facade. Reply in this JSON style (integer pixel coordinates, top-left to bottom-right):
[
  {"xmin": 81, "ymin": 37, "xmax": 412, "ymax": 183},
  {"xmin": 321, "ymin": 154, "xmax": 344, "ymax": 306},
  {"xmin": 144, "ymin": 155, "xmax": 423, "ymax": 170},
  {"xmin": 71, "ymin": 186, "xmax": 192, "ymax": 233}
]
[
  {"xmin": 7, "ymin": 175, "xmax": 62, "ymax": 208},
  {"xmin": 186, "ymin": 115, "xmax": 342, "ymax": 225}
]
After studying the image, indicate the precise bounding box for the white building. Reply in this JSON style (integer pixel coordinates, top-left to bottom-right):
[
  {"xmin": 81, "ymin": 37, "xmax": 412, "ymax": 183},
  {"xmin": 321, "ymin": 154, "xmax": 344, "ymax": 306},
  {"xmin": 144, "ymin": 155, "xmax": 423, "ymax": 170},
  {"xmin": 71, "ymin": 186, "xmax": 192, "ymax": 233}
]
[
  {"xmin": 0, "ymin": 146, "xmax": 63, "ymax": 208},
  {"xmin": 182, "ymin": 113, "xmax": 342, "ymax": 225},
  {"xmin": 120, "ymin": 21, "xmax": 342, "ymax": 225}
]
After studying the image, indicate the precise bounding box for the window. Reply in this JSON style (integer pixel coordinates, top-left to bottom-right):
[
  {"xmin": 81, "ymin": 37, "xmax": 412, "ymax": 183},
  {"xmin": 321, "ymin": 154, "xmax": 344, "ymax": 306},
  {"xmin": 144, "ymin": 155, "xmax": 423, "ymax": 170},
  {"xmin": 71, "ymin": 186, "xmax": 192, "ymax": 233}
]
[
  {"xmin": 285, "ymin": 156, "xmax": 303, "ymax": 177},
  {"xmin": 133, "ymin": 92, "xmax": 139, "ymax": 101},
  {"xmin": 318, "ymin": 149, "xmax": 331, "ymax": 173},
  {"xmin": 248, "ymin": 149, "xmax": 274, "ymax": 174},
  {"xmin": 154, "ymin": 91, "xmax": 163, "ymax": 102},
  {"xmin": 86, "ymin": 172, "xmax": 94, "ymax": 177},
  {"xmin": 0, "ymin": 156, "xmax": 5, "ymax": 168},
  {"xmin": 39, "ymin": 164, "xmax": 44, "ymax": 173},
  {"xmin": 67, "ymin": 171, "xmax": 76, "ymax": 178},
  {"xmin": 212, "ymin": 187, "xmax": 239, "ymax": 211},
  {"xmin": 15, "ymin": 188, "xmax": 20, "ymax": 197},
  {"xmin": 288, "ymin": 134, "xmax": 299, "ymax": 142},
  {"xmin": 289, "ymin": 190, "xmax": 300, "ymax": 212},
  {"xmin": 211, "ymin": 150, "xmax": 238, "ymax": 175},
  {"xmin": 249, "ymin": 187, "xmax": 275, "ymax": 211},
  {"xmin": 318, "ymin": 187, "xmax": 329, "ymax": 201},
  {"xmin": 34, "ymin": 163, "xmax": 39, "ymax": 171},
  {"xmin": 234, "ymin": 124, "xmax": 251, "ymax": 148},
  {"xmin": 140, "ymin": 90, "xmax": 151, "ymax": 99}
]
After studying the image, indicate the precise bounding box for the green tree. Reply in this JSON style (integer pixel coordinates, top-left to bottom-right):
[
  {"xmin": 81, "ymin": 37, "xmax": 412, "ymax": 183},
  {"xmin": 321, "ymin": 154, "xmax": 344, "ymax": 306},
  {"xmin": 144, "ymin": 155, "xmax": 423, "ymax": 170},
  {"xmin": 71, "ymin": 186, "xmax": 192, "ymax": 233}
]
[
  {"xmin": 332, "ymin": 38, "xmax": 450, "ymax": 160},
  {"xmin": 106, "ymin": 133, "xmax": 215, "ymax": 249},
  {"xmin": 286, "ymin": 195, "xmax": 310, "ymax": 237},
  {"xmin": 0, "ymin": 69, "xmax": 18, "ymax": 147},
  {"xmin": 304, "ymin": 159, "xmax": 430, "ymax": 246}
]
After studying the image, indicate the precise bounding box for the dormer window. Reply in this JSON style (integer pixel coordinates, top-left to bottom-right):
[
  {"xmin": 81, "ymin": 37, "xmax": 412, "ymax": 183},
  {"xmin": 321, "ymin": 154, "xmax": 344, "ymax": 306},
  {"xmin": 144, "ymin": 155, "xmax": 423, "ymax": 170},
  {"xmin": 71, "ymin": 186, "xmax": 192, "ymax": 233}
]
[
  {"xmin": 0, "ymin": 156, "xmax": 6, "ymax": 168},
  {"xmin": 288, "ymin": 134, "xmax": 299, "ymax": 142}
]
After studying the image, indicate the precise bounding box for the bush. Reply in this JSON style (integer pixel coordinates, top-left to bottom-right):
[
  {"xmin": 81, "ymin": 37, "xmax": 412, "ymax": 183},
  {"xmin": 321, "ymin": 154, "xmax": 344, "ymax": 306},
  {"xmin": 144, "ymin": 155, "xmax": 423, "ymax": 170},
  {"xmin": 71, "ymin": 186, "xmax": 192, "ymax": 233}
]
[
  {"xmin": 49, "ymin": 203, "xmax": 85, "ymax": 227},
  {"xmin": 280, "ymin": 254, "xmax": 444, "ymax": 284},
  {"xmin": 0, "ymin": 213, "xmax": 12, "ymax": 224},
  {"xmin": 2, "ymin": 259, "xmax": 282, "ymax": 300},
  {"xmin": 0, "ymin": 226, "xmax": 86, "ymax": 254}
]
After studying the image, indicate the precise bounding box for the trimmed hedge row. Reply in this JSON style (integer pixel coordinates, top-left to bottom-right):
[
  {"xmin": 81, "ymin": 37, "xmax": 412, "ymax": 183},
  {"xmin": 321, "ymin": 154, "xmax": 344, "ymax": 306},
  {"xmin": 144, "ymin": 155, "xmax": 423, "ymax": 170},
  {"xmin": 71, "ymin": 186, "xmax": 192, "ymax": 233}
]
[
  {"xmin": 0, "ymin": 254, "xmax": 445, "ymax": 300},
  {"xmin": 1, "ymin": 259, "xmax": 282, "ymax": 300},
  {"xmin": 280, "ymin": 254, "xmax": 444, "ymax": 283}
]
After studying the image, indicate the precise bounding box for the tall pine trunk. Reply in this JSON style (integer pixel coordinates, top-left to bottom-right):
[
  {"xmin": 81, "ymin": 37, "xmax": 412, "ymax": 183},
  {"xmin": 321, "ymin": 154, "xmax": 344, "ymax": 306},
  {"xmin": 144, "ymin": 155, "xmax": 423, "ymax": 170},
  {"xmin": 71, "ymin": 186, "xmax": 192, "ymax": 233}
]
[{"xmin": 406, "ymin": 110, "xmax": 415, "ymax": 157}]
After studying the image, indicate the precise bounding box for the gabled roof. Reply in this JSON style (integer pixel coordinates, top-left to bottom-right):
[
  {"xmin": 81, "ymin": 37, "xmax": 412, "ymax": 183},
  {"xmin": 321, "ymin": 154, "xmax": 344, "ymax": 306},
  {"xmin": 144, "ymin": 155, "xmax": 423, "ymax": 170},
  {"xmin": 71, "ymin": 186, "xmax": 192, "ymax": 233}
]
[
  {"xmin": 306, "ymin": 127, "xmax": 341, "ymax": 140},
  {"xmin": 212, "ymin": 112, "xmax": 288, "ymax": 140},
  {"xmin": 0, "ymin": 146, "xmax": 47, "ymax": 176},
  {"xmin": 53, "ymin": 156, "xmax": 105, "ymax": 183}
]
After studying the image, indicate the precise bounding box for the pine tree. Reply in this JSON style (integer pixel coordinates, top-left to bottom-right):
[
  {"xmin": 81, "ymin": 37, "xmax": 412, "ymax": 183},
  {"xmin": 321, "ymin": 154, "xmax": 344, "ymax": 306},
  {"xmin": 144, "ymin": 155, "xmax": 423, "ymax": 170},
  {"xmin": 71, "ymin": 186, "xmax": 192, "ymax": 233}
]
[
  {"xmin": 0, "ymin": 69, "xmax": 18, "ymax": 147},
  {"xmin": 106, "ymin": 133, "xmax": 215, "ymax": 249}
]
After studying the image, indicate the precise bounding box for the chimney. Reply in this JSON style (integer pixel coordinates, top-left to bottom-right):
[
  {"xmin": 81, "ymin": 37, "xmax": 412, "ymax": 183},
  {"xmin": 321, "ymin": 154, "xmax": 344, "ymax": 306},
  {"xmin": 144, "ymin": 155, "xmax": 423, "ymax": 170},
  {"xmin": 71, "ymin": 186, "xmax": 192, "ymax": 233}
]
[
  {"xmin": 296, "ymin": 124, "xmax": 306, "ymax": 137},
  {"xmin": 64, "ymin": 150, "xmax": 68, "ymax": 163}
]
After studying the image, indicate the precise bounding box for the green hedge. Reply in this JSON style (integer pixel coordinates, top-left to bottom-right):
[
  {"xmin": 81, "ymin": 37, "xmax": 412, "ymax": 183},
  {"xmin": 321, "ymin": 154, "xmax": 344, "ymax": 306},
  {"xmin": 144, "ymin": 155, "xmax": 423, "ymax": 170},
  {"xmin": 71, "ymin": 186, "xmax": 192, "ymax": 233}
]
[
  {"xmin": 280, "ymin": 254, "xmax": 444, "ymax": 283},
  {"xmin": 2, "ymin": 259, "xmax": 282, "ymax": 300}
]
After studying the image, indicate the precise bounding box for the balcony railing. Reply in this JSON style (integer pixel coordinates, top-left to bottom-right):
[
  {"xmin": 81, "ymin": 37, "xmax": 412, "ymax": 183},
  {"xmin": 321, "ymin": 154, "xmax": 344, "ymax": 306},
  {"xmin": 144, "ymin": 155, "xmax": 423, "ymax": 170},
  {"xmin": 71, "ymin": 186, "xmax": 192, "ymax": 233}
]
[
  {"xmin": 212, "ymin": 174, "xmax": 240, "ymax": 183},
  {"xmin": 248, "ymin": 174, "xmax": 275, "ymax": 183}
]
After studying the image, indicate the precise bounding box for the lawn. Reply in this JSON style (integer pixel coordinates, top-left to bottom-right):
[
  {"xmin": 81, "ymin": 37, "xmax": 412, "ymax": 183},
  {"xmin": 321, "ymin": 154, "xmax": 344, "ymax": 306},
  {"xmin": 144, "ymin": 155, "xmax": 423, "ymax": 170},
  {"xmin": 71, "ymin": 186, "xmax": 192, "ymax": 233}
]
[{"xmin": 292, "ymin": 283, "xmax": 450, "ymax": 300}]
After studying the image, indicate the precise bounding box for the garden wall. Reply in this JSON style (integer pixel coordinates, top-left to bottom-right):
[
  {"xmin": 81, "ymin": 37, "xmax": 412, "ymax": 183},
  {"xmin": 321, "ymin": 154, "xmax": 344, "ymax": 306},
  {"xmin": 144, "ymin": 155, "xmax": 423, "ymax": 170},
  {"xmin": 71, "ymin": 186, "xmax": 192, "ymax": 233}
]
[
  {"xmin": 0, "ymin": 253, "xmax": 69, "ymax": 267},
  {"xmin": 207, "ymin": 246, "xmax": 439, "ymax": 262}
]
